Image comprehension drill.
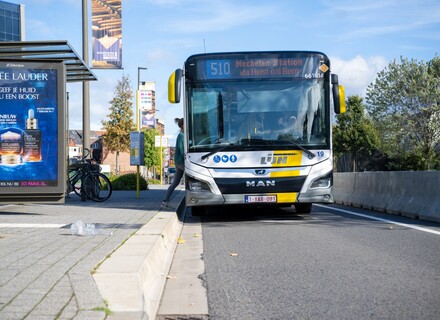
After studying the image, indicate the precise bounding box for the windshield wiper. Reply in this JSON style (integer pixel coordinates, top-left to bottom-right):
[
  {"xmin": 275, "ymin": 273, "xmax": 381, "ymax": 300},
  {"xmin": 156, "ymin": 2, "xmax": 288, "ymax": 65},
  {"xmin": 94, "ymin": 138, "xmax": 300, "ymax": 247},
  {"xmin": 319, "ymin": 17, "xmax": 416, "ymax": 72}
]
[
  {"xmin": 272, "ymin": 139, "xmax": 315, "ymax": 159},
  {"xmin": 201, "ymin": 139, "xmax": 315, "ymax": 160},
  {"xmin": 287, "ymin": 140, "xmax": 316, "ymax": 159}
]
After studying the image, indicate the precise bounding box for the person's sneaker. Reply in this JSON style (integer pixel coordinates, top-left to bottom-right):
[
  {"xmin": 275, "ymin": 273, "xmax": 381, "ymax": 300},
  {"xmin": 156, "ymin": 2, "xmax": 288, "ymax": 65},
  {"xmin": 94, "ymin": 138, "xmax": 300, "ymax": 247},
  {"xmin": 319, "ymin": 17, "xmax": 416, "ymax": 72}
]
[{"xmin": 161, "ymin": 201, "xmax": 168, "ymax": 208}]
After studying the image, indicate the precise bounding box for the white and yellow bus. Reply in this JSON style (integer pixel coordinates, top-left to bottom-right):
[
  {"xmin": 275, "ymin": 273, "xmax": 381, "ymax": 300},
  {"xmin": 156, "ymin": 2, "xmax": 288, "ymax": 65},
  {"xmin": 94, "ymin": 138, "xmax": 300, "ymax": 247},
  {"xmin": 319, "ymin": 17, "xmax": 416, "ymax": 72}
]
[{"xmin": 168, "ymin": 51, "xmax": 345, "ymax": 215}]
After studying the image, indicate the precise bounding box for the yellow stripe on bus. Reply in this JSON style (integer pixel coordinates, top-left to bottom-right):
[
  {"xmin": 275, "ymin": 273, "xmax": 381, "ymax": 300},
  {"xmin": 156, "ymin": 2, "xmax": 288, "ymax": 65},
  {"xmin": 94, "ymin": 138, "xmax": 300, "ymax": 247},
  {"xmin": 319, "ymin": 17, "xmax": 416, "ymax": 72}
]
[
  {"xmin": 268, "ymin": 150, "xmax": 303, "ymax": 167},
  {"xmin": 269, "ymin": 170, "xmax": 301, "ymax": 178},
  {"xmin": 269, "ymin": 192, "xmax": 298, "ymax": 203}
]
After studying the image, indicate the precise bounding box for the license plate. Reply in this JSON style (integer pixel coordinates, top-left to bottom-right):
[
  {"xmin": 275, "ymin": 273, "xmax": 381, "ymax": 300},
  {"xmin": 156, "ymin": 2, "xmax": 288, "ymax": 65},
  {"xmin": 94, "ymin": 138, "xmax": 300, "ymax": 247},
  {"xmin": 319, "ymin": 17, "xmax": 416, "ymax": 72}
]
[{"xmin": 245, "ymin": 195, "xmax": 277, "ymax": 203}]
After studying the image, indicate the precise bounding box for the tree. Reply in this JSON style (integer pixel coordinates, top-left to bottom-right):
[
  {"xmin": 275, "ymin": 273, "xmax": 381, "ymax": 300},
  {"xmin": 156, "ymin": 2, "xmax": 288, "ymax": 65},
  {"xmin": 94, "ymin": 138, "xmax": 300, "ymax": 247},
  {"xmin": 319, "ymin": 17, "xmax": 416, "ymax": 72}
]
[
  {"xmin": 366, "ymin": 56, "xmax": 440, "ymax": 170},
  {"xmin": 333, "ymin": 95, "xmax": 380, "ymax": 172},
  {"xmin": 101, "ymin": 75, "xmax": 135, "ymax": 174},
  {"xmin": 142, "ymin": 128, "xmax": 162, "ymax": 177}
]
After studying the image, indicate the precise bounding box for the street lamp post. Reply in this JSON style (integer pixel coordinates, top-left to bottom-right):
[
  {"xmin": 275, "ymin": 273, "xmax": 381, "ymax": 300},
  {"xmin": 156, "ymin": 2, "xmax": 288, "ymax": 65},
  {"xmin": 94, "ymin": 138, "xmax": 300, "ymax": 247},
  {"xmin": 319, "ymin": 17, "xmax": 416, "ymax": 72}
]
[
  {"xmin": 136, "ymin": 67, "xmax": 147, "ymax": 198},
  {"xmin": 82, "ymin": 0, "xmax": 90, "ymax": 159}
]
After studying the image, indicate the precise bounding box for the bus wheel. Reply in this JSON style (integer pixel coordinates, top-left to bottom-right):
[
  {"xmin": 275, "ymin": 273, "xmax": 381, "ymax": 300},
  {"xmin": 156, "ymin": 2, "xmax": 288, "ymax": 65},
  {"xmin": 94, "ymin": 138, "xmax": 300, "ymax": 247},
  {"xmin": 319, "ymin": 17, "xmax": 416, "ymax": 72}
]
[
  {"xmin": 191, "ymin": 206, "xmax": 206, "ymax": 217},
  {"xmin": 295, "ymin": 203, "xmax": 312, "ymax": 214}
]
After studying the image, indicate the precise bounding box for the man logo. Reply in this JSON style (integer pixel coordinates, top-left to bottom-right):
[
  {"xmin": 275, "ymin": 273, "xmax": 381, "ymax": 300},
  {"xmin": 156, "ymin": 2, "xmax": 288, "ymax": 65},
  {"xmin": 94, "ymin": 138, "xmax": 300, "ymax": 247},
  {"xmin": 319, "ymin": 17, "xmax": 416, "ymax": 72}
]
[
  {"xmin": 246, "ymin": 180, "xmax": 275, "ymax": 187},
  {"xmin": 255, "ymin": 169, "xmax": 266, "ymax": 175}
]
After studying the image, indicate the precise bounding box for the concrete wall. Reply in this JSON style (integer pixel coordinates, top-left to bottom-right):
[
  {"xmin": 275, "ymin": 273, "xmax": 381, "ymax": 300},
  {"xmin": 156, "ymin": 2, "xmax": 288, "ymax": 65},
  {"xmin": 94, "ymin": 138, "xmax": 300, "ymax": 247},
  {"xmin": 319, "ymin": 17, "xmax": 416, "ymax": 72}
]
[{"xmin": 333, "ymin": 172, "xmax": 440, "ymax": 223}]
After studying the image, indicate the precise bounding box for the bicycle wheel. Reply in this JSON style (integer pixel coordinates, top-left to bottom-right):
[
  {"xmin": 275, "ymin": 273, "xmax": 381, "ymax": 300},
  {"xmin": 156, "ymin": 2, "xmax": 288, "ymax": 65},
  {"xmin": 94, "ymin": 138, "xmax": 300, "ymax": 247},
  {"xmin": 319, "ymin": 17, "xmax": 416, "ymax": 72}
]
[
  {"xmin": 82, "ymin": 172, "xmax": 112, "ymax": 202},
  {"xmin": 72, "ymin": 180, "xmax": 83, "ymax": 198},
  {"xmin": 68, "ymin": 169, "xmax": 83, "ymax": 198}
]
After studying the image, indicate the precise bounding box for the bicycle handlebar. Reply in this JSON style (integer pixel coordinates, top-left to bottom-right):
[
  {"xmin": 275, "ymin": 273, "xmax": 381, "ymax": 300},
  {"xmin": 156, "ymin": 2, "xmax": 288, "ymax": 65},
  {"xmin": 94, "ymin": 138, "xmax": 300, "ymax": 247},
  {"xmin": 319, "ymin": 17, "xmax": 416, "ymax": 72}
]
[{"xmin": 68, "ymin": 148, "xmax": 98, "ymax": 170}]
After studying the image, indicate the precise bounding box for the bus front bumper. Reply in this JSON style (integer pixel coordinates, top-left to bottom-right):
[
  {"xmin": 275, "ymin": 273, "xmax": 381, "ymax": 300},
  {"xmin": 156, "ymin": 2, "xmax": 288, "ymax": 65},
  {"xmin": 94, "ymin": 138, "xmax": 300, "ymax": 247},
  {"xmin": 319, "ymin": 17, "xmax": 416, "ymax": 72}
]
[
  {"xmin": 296, "ymin": 186, "xmax": 334, "ymax": 203},
  {"xmin": 186, "ymin": 190, "xmax": 225, "ymax": 207},
  {"xmin": 185, "ymin": 187, "xmax": 334, "ymax": 208}
]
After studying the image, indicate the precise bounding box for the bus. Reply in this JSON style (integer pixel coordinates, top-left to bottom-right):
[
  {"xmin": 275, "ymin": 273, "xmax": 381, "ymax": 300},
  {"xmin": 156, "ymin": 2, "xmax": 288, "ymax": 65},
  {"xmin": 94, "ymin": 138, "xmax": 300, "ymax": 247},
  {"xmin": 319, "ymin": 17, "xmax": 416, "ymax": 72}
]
[{"xmin": 168, "ymin": 51, "xmax": 346, "ymax": 215}]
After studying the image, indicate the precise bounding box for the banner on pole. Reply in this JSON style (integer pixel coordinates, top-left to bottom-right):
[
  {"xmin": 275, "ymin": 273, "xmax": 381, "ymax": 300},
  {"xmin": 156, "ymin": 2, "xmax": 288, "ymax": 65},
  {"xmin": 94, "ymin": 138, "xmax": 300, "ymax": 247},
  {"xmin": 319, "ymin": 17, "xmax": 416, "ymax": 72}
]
[
  {"xmin": 139, "ymin": 82, "xmax": 156, "ymax": 129},
  {"xmin": 92, "ymin": 0, "xmax": 122, "ymax": 69}
]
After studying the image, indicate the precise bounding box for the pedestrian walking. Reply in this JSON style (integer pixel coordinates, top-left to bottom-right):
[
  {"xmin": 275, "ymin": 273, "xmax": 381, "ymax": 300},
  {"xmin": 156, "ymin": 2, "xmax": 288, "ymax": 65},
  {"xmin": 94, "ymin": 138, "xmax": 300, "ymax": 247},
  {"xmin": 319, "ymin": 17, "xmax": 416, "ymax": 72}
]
[{"xmin": 162, "ymin": 118, "xmax": 184, "ymax": 208}]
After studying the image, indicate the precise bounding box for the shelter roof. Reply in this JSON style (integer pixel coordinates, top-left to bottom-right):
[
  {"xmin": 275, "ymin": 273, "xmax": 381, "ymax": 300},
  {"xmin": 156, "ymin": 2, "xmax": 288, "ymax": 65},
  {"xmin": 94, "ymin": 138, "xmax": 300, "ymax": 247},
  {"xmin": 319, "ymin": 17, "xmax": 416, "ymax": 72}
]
[{"xmin": 0, "ymin": 40, "xmax": 97, "ymax": 82}]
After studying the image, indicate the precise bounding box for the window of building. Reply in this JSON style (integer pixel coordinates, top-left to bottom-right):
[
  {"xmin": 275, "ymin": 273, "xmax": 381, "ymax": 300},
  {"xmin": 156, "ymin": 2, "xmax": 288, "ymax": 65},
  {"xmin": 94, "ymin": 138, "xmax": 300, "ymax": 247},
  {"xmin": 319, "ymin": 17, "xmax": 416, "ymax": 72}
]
[{"xmin": 0, "ymin": 1, "xmax": 21, "ymax": 41}]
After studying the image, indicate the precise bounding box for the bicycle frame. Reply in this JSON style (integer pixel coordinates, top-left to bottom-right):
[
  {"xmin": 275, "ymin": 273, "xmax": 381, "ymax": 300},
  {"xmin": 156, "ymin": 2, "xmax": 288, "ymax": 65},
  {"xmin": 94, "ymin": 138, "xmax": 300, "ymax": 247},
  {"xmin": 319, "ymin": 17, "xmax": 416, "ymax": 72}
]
[{"xmin": 66, "ymin": 152, "xmax": 112, "ymax": 202}]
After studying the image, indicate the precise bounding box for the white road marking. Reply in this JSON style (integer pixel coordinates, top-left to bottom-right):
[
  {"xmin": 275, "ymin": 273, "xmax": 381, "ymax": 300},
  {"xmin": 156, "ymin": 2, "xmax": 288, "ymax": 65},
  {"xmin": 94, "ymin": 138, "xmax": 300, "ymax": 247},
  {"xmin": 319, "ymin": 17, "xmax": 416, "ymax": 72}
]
[
  {"xmin": 260, "ymin": 219, "xmax": 308, "ymax": 224},
  {"xmin": 0, "ymin": 223, "xmax": 67, "ymax": 228},
  {"xmin": 315, "ymin": 204, "xmax": 440, "ymax": 236}
]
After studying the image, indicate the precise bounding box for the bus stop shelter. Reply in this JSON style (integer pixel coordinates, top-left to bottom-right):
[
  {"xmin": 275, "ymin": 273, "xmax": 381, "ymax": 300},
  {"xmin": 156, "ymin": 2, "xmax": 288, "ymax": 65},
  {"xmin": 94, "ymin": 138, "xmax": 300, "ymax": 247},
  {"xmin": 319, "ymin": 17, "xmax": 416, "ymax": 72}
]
[{"xmin": 0, "ymin": 40, "xmax": 96, "ymax": 203}]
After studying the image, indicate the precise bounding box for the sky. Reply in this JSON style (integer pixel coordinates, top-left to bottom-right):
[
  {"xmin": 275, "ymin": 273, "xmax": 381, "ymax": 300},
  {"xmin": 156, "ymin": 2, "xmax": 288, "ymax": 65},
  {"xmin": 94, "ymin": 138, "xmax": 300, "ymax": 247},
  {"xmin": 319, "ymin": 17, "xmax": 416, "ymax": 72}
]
[{"xmin": 7, "ymin": 0, "xmax": 440, "ymax": 144}]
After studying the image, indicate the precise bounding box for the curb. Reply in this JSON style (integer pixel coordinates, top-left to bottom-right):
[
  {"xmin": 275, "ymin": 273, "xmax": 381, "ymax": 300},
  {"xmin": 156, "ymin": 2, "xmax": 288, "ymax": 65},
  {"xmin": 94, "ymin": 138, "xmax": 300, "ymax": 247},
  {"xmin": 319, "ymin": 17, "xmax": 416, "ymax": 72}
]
[
  {"xmin": 157, "ymin": 213, "xmax": 209, "ymax": 318},
  {"xmin": 93, "ymin": 202, "xmax": 185, "ymax": 320}
]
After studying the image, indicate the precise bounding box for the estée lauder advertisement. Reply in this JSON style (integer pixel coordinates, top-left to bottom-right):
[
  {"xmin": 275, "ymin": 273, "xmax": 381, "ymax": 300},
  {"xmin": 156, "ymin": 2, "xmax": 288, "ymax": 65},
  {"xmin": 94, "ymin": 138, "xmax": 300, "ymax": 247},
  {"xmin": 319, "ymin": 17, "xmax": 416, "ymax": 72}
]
[{"xmin": 0, "ymin": 61, "xmax": 62, "ymax": 190}]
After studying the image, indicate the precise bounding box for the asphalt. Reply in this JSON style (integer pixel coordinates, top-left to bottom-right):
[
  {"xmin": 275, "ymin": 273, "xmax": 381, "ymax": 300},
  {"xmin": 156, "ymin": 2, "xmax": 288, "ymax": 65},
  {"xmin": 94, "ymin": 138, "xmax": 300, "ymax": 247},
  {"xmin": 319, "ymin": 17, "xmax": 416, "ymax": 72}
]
[{"xmin": 0, "ymin": 184, "xmax": 186, "ymax": 320}]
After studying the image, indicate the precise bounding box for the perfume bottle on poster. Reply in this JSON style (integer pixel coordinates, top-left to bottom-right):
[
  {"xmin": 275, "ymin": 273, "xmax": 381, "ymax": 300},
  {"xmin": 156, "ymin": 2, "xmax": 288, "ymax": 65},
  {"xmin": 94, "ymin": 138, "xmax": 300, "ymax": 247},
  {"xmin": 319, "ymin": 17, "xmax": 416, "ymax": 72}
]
[
  {"xmin": 23, "ymin": 109, "xmax": 42, "ymax": 162},
  {"xmin": 0, "ymin": 127, "xmax": 23, "ymax": 164}
]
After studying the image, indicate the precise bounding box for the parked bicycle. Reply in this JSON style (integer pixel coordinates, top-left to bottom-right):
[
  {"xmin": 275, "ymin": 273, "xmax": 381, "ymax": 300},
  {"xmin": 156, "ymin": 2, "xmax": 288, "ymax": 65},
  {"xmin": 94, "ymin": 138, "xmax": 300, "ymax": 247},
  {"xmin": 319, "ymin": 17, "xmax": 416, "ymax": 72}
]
[{"xmin": 67, "ymin": 149, "xmax": 112, "ymax": 202}]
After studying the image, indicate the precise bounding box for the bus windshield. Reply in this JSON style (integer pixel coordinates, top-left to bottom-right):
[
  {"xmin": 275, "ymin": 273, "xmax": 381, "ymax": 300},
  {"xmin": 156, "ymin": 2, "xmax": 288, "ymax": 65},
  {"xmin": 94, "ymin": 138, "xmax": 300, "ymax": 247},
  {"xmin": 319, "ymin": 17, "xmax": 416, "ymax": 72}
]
[{"xmin": 187, "ymin": 78, "xmax": 329, "ymax": 152}]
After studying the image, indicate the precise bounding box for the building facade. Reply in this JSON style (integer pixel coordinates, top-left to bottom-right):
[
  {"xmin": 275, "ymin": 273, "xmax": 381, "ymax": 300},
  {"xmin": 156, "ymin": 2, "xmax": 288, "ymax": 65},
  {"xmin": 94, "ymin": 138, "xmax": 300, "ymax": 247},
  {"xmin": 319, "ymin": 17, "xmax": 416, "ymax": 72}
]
[
  {"xmin": 0, "ymin": 1, "xmax": 25, "ymax": 41},
  {"xmin": 68, "ymin": 130, "xmax": 138, "ymax": 176},
  {"xmin": 68, "ymin": 129, "xmax": 170, "ymax": 180}
]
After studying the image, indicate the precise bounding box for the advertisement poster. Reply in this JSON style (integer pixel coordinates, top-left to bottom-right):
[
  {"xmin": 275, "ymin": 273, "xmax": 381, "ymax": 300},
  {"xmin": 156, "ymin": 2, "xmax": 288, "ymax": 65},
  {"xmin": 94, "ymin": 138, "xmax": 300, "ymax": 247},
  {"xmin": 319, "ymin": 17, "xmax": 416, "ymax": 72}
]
[
  {"xmin": 0, "ymin": 61, "xmax": 62, "ymax": 190},
  {"xmin": 92, "ymin": 0, "xmax": 122, "ymax": 69}
]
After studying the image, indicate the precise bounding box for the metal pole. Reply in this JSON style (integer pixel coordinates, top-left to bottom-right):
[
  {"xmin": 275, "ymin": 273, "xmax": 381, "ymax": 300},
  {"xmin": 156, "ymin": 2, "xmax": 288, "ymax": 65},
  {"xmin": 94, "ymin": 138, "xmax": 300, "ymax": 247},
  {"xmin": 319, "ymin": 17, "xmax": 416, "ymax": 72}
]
[
  {"xmin": 82, "ymin": 0, "xmax": 90, "ymax": 158},
  {"xmin": 160, "ymin": 135, "xmax": 163, "ymax": 186},
  {"xmin": 80, "ymin": 0, "xmax": 90, "ymax": 202},
  {"xmin": 136, "ymin": 67, "xmax": 147, "ymax": 198},
  {"xmin": 137, "ymin": 68, "xmax": 141, "ymax": 131}
]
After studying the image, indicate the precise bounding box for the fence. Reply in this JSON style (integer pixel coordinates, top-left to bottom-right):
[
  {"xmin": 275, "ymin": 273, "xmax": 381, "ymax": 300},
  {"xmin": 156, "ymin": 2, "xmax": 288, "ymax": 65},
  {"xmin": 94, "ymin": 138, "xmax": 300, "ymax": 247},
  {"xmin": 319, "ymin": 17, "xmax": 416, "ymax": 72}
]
[{"xmin": 333, "ymin": 172, "xmax": 440, "ymax": 223}]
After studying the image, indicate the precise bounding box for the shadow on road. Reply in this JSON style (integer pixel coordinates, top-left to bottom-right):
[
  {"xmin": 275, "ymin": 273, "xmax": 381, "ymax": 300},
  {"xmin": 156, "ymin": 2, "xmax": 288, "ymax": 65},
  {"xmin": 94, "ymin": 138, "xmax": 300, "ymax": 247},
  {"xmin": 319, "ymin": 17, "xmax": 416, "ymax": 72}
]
[{"xmin": 189, "ymin": 205, "xmax": 312, "ymax": 224}]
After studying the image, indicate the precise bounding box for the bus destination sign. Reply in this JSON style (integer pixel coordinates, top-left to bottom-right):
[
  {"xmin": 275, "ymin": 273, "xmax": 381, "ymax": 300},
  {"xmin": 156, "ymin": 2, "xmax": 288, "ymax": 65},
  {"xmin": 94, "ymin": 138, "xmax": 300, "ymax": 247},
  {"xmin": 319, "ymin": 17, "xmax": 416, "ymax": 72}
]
[{"xmin": 205, "ymin": 57, "xmax": 327, "ymax": 80}]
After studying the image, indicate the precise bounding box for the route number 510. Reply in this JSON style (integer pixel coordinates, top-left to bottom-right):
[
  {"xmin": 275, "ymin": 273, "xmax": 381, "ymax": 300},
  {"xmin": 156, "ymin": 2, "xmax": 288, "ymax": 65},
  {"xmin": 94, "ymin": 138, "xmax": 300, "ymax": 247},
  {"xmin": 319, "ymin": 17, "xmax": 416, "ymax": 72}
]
[{"xmin": 208, "ymin": 61, "xmax": 231, "ymax": 77}]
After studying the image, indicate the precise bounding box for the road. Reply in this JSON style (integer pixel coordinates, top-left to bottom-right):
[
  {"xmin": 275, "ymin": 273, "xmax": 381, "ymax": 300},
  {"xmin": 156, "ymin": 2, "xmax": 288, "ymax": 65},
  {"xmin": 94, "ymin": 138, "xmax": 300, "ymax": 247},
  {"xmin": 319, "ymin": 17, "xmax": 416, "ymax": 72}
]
[{"xmin": 160, "ymin": 204, "xmax": 440, "ymax": 320}]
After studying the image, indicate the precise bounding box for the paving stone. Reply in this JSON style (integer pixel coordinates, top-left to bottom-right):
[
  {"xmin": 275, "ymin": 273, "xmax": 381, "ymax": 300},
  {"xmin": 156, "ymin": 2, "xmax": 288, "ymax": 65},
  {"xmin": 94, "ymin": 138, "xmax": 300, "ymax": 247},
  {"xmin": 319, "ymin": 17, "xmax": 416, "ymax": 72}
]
[{"xmin": 0, "ymin": 187, "xmax": 184, "ymax": 320}]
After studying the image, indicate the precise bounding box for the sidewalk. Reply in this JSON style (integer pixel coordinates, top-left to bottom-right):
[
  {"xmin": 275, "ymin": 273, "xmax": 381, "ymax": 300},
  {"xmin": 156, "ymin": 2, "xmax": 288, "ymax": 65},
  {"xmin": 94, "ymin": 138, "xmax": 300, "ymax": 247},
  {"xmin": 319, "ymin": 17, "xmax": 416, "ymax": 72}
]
[{"xmin": 0, "ymin": 184, "xmax": 185, "ymax": 320}]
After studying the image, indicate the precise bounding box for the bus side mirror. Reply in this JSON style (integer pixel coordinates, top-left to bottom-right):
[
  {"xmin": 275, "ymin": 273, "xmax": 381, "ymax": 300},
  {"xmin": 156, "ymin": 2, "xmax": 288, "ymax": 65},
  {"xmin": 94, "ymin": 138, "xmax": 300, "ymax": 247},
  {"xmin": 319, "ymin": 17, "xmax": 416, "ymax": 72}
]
[
  {"xmin": 331, "ymin": 74, "xmax": 346, "ymax": 114},
  {"xmin": 168, "ymin": 68, "xmax": 183, "ymax": 103}
]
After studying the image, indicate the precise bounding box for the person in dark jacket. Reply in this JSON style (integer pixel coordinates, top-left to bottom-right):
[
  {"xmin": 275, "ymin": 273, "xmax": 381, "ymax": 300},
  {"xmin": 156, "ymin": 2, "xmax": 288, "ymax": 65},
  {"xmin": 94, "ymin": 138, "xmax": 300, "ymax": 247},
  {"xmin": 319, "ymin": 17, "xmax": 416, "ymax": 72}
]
[{"xmin": 162, "ymin": 118, "xmax": 184, "ymax": 208}]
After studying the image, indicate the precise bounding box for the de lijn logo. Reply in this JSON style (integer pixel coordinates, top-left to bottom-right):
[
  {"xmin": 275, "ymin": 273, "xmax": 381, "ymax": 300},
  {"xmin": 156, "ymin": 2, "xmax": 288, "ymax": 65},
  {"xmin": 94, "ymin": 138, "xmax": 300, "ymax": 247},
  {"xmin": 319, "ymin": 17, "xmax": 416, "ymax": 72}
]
[{"xmin": 213, "ymin": 154, "xmax": 237, "ymax": 163}]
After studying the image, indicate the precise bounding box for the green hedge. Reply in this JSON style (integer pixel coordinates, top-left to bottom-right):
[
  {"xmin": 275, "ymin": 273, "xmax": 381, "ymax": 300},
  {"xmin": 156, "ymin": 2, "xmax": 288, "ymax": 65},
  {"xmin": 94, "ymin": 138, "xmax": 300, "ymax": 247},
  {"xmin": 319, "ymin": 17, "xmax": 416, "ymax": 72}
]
[
  {"xmin": 147, "ymin": 179, "xmax": 161, "ymax": 185},
  {"xmin": 109, "ymin": 173, "xmax": 149, "ymax": 191}
]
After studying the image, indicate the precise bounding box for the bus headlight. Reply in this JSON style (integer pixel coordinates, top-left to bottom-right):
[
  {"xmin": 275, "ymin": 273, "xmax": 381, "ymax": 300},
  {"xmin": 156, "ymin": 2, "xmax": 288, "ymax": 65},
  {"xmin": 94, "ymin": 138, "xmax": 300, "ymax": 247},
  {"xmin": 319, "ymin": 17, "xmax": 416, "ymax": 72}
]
[
  {"xmin": 309, "ymin": 172, "xmax": 332, "ymax": 189},
  {"xmin": 186, "ymin": 176, "xmax": 211, "ymax": 192}
]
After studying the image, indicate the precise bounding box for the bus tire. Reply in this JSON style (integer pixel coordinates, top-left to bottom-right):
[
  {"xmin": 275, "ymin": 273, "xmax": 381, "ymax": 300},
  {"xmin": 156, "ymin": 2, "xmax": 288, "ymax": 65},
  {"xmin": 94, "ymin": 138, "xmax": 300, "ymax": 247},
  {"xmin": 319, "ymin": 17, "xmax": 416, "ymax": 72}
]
[{"xmin": 295, "ymin": 203, "xmax": 312, "ymax": 214}]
